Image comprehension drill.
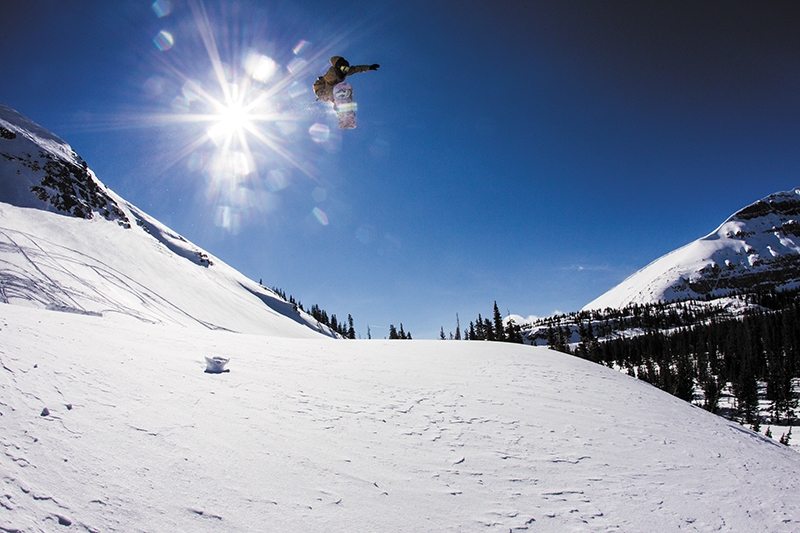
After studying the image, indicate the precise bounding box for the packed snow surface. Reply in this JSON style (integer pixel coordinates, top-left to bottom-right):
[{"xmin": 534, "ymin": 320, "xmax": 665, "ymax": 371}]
[{"xmin": 2, "ymin": 304, "xmax": 799, "ymax": 532}]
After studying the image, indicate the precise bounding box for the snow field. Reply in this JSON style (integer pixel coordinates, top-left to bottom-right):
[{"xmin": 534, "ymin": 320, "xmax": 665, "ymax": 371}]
[{"xmin": 1, "ymin": 304, "xmax": 799, "ymax": 532}]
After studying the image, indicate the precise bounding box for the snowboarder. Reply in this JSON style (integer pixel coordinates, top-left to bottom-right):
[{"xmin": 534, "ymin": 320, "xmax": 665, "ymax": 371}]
[{"xmin": 313, "ymin": 56, "xmax": 379, "ymax": 105}]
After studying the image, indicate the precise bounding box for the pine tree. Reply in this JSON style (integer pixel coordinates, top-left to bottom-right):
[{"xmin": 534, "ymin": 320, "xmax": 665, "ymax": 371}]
[
  {"xmin": 674, "ymin": 351, "xmax": 695, "ymax": 403},
  {"xmin": 546, "ymin": 327, "xmax": 557, "ymax": 350},
  {"xmin": 347, "ymin": 315, "xmax": 356, "ymax": 339},
  {"xmin": 780, "ymin": 426, "xmax": 793, "ymax": 446},
  {"xmin": 732, "ymin": 355, "xmax": 760, "ymax": 425},
  {"xmin": 440, "ymin": 327, "xmax": 446, "ymax": 340},
  {"xmin": 455, "ymin": 314, "xmax": 461, "ymax": 340},
  {"xmin": 484, "ymin": 317, "xmax": 495, "ymax": 341},
  {"xmin": 389, "ymin": 325, "xmax": 399, "ymax": 339},
  {"xmin": 504, "ymin": 319, "xmax": 523, "ymax": 343},
  {"xmin": 564, "ymin": 326, "xmax": 573, "ymax": 353},
  {"xmin": 475, "ymin": 314, "xmax": 485, "ymax": 340},
  {"xmin": 493, "ymin": 302, "xmax": 505, "ymax": 342}
]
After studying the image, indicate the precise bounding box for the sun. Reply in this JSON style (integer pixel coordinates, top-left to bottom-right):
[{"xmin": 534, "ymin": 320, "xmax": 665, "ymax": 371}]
[
  {"xmin": 142, "ymin": 0, "xmax": 335, "ymax": 232},
  {"xmin": 213, "ymin": 102, "xmax": 249, "ymax": 137},
  {"xmin": 207, "ymin": 95, "xmax": 254, "ymax": 147}
]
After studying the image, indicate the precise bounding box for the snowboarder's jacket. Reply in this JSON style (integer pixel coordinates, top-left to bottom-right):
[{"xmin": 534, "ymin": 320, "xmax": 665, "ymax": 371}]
[{"xmin": 313, "ymin": 56, "xmax": 376, "ymax": 102}]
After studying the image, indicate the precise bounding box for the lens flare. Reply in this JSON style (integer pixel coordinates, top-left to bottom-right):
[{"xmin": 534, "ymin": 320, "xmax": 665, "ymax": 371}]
[
  {"xmin": 207, "ymin": 99, "xmax": 252, "ymax": 146},
  {"xmin": 312, "ymin": 207, "xmax": 329, "ymax": 226},
  {"xmin": 266, "ymin": 169, "xmax": 289, "ymax": 191},
  {"xmin": 309, "ymin": 123, "xmax": 330, "ymax": 143},
  {"xmin": 288, "ymin": 81, "xmax": 307, "ymax": 98},
  {"xmin": 286, "ymin": 57, "xmax": 308, "ymax": 75},
  {"xmin": 215, "ymin": 205, "xmax": 241, "ymax": 233},
  {"xmin": 312, "ymin": 187, "xmax": 327, "ymax": 202},
  {"xmin": 77, "ymin": 0, "xmax": 356, "ymax": 234},
  {"xmin": 134, "ymin": 0, "xmax": 342, "ymax": 232},
  {"xmin": 154, "ymin": 30, "xmax": 174, "ymax": 51},
  {"xmin": 152, "ymin": 0, "xmax": 173, "ymax": 18},
  {"xmin": 293, "ymin": 40, "xmax": 310, "ymax": 55}
]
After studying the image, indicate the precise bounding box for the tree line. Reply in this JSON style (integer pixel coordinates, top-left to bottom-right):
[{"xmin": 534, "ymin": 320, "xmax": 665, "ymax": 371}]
[
  {"xmin": 439, "ymin": 302, "xmax": 524, "ymax": 343},
  {"xmin": 269, "ymin": 285, "xmax": 411, "ymax": 340},
  {"xmin": 269, "ymin": 285, "xmax": 356, "ymax": 339},
  {"xmin": 389, "ymin": 324, "xmax": 412, "ymax": 339},
  {"xmin": 539, "ymin": 289, "xmax": 800, "ymax": 432}
]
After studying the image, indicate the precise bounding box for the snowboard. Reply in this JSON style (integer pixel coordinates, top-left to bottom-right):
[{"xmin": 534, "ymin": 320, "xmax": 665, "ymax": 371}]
[{"xmin": 333, "ymin": 82, "xmax": 356, "ymax": 130}]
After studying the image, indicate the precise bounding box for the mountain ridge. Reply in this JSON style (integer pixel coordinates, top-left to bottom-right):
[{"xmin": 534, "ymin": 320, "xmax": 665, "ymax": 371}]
[{"xmin": 584, "ymin": 187, "xmax": 800, "ymax": 311}]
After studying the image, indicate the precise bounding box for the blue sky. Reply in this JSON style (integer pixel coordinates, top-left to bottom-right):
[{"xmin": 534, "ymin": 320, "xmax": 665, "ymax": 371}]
[{"xmin": 2, "ymin": 1, "xmax": 800, "ymax": 338}]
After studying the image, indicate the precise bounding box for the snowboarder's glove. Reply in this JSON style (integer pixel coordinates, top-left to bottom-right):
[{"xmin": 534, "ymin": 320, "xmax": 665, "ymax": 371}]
[{"xmin": 369, "ymin": 64, "xmax": 380, "ymax": 70}]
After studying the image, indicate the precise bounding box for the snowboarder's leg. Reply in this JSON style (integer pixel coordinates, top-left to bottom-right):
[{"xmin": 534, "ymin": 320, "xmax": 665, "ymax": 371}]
[{"xmin": 313, "ymin": 78, "xmax": 334, "ymax": 103}]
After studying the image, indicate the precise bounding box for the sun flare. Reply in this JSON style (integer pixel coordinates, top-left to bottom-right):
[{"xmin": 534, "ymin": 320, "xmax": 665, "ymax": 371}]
[
  {"xmin": 208, "ymin": 98, "xmax": 252, "ymax": 145},
  {"xmin": 142, "ymin": 0, "xmax": 334, "ymax": 232}
]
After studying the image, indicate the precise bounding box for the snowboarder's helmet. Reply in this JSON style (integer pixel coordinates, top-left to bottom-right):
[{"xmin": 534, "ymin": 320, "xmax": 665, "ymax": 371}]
[{"xmin": 332, "ymin": 56, "xmax": 350, "ymax": 73}]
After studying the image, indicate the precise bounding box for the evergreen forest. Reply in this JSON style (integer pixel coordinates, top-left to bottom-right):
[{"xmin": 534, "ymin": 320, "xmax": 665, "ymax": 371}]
[
  {"xmin": 530, "ymin": 289, "xmax": 800, "ymax": 431},
  {"xmin": 270, "ymin": 286, "xmax": 356, "ymax": 339}
]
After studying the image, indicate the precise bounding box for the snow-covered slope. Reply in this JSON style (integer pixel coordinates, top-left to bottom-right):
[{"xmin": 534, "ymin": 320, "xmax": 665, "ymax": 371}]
[
  {"xmin": 585, "ymin": 188, "xmax": 800, "ymax": 310},
  {"xmin": 1, "ymin": 303, "xmax": 798, "ymax": 532},
  {"xmin": 0, "ymin": 103, "xmax": 335, "ymax": 338}
]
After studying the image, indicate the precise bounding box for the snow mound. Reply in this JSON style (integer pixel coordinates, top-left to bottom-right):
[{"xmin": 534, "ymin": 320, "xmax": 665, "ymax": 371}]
[{"xmin": 1, "ymin": 304, "xmax": 798, "ymax": 532}]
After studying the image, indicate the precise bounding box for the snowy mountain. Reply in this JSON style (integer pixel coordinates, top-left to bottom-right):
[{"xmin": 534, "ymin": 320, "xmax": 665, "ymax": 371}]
[
  {"xmin": 584, "ymin": 188, "xmax": 800, "ymax": 310},
  {"xmin": 0, "ymin": 103, "xmax": 336, "ymax": 338}
]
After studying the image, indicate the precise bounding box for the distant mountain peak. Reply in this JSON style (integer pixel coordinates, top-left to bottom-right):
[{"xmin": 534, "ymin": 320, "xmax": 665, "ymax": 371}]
[{"xmin": 584, "ymin": 188, "xmax": 800, "ymax": 311}]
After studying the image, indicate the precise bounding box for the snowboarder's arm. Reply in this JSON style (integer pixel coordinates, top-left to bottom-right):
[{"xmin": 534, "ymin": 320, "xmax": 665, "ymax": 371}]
[{"xmin": 346, "ymin": 64, "xmax": 379, "ymax": 76}]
